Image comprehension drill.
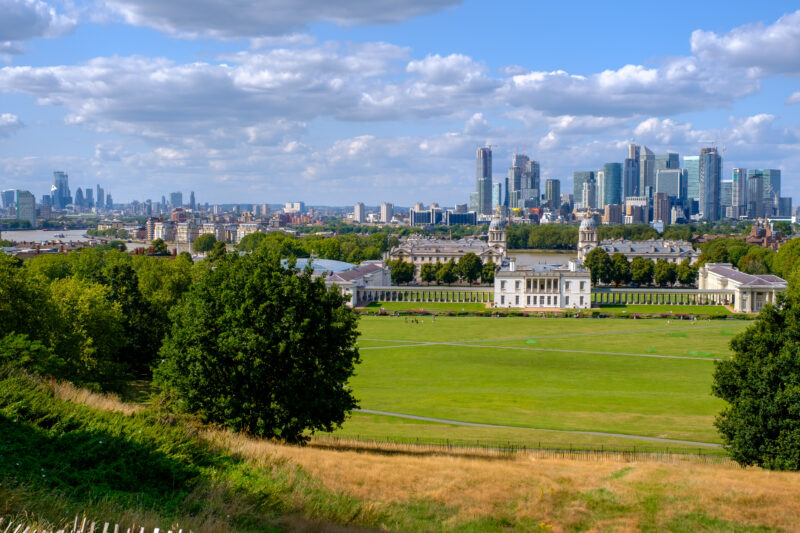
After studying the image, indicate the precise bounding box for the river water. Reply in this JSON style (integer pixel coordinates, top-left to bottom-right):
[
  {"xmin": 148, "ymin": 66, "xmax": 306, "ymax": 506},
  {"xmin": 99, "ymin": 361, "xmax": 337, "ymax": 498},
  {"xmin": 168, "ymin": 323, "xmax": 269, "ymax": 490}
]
[{"xmin": 1, "ymin": 228, "xmax": 92, "ymax": 243}]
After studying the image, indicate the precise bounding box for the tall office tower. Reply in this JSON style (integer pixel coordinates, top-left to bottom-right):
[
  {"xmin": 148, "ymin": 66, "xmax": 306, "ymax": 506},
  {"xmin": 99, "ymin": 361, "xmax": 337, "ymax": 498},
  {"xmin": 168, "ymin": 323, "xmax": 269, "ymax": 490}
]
[
  {"xmin": 731, "ymin": 168, "xmax": 747, "ymax": 218},
  {"xmin": 582, "ymin": 179, "xmax": 597, "ymax": 210},
  {"xmin": 506, "ymin": 162, "xmax": 521, "ymax": 208},
  {"xmin": 655, "ymin": 153, "xmax": 680, "ymax": 171},
  {"xmin": 41, "ymin": 194, "xmax": 51, "ymax": 207},
  {"xmin": 492, "ymin": 182, "xmax": 502, "ymax": 209},
  {"xmin": 747, "ymin": 173, "xmax": 764, "ymax": 219},
  {"xmin": 354, "ymin": 202, "xmax": 365, "ymax": 223},
  {"xmin": 521, "ymin": 158, "xmax": 540, "ymax": 206},
  {"xmin": 189, "ymin": 191, "xmax": 196, "ymax": 210},
  {"xmin": 779, "ymin": 197, "xmax": 792, "ymax": 217},
  {"xmin": 52, "ymin": 171, "xmax": 71, "ymax": 208},
  {"xmin": 380, "ymin": 202, "xmax": 393, "ymax": 223},
  {"xmin": 653, "ymin": 192, "xmax": 671, "ymax": 223},
  {"xmin": 1, "ymin": 189, "xmax": 15, "ymax": 209},
  {"xmin": 145, "ymin": 199, "xmax": 153, "ymax": 215},
  {"xmin": 170, "ymin": 192, "xmax": 183, "ymax": 208},
  {"xmin": 85, "ymin": 188, "xmax": 94, "ymax": 208},
  {"xmin": 74, "ymin": 187, "xmax": 85, "ymax": 208},
  {"xmin": 623, "ymin": 157, "xmax": 639, "ymax": 198},
  {"xmin": 96, "ymin": 185, "xmax": 105, "ymax": 209},
  {"xmin": 597, "ymin": 163, "xmax": 622, "ymax": 207},
  {"xmin": 749, "ymin": 169, "xmax": 781, "ymax": 210},
  {"xmin": 638, "ymin": 146, "xmax": 655, "ymax": 196},
  {"xmin": 683, "ymin": 155, "xmax": 700, "ymax": 212},
  {"xmin": 720, "ymin": 181, "xmax": 733, "ymax": 217},
  {"xmin": 15, "ymin": 190, "xmax": 36, "ymax": 228},
  {"xmin": 469, "ymin": 191, "xmax": 479, "ymax": 212},
  {"xmin": 545, "ymin": 179, "xmax": 560, "ymax": 208},
  {"xmin": 603, "ymin": 203, "xmax": 623, "ymax": 225},
  {"xmin": 573, "ymin": 171, "xmax": 594, "ymax": 205},
  {"xmin": 699, "ymin": 147, "xmax": 722, "ymax": 221},
  {"xmin": 475, "ymin": 147, "xmax": 493, "ymax": 215},
  {"xmin": 655, "ymin": 169, "xmax": 682, "ymax": 199},
  {"xmin": 105, "ymin": 193, "xmax": 113, "ymax": 209}
]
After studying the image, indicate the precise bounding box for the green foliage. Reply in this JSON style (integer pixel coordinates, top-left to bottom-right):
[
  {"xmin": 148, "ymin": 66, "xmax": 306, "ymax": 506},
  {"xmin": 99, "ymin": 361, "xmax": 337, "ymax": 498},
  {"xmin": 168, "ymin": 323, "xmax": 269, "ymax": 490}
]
[
  {"xmin": 436, "ymin": 259, "xmax": 458, "ymax": 285},
  {"xmin": 712, "ymin": 297, "xmax": 800, "ymax": 469},
  {"xmin": 0, "ymin": 238, "xmax": 11, "ymax": 247},
  {"xmin": 156, "ymin": 249, "xmax": 360, "ymax": 443},
  {"xmin": 388, "ymin": 260, "xmax": 414, "ymax": 285},
  {"xmin": 598, "ymin": 224, "xmax": 660, "ymax": 241},
  {"xmin": 676, "ymin": 259, "xmax": 698, "ymax": 286},
  {"xmin": 654, "ymin": 259, "xmax": 678, "ymax": 287},
  {"xmin": 505, "ymin": 224, "xmax": 577, "ymax": 250},
  {"xmin": 191, "ymin": 233, "xmax": 217, "ymax": 252},
  {"xmin": 24, "ymin": 254, "xmax": 73, "ymax": 282},
  {"xmin": 0, "ymin": 334, "xmax": 62, "ymax": 376},
  {"xmin": 584, "ymin": 248, "xmax": 612, "ymax": 285},
  {"xmin": 610, "ymin": 253, "xmax": 631, "ymax": 286},
  {"xmin": 772, "ymin": 237, "xmax": 800, "ymax": 278},
  {"xmin": 206, "ymin": 240, "xmax": 227, "ymax": 262},
  {"xmin": 481, "ymin": 260, "xmax": 496, "ymax": 284},
  {"xmin": 151, "ymin": 238, "xmax": 169, "ymax": 255},
  {"xmin": 419, "ymin": 263, "xmax": 437, "ymax": 284},
  {"xmin": 630, "ymin": 257, "xmax": 654, "ymax": 286},
  {"xmin": 457, "ymin": 252, "xmax": 482, "ymax": 284},
  {"xmin": 699, "ymin": 238, "xmax": 776, "ymax": 275}
]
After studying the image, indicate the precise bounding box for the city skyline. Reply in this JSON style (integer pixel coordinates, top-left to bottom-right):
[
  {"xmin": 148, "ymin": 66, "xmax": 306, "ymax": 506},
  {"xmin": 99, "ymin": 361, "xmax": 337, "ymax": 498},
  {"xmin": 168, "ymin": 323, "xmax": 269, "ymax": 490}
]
[{"xmin": 0, "ymin": 1, "xmax": 799, "ymax": 205}]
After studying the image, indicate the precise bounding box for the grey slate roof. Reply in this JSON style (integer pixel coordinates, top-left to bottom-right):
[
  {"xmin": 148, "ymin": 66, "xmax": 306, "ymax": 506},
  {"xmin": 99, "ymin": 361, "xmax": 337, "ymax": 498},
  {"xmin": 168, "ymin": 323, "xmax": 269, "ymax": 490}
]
[{"xmin": 708, "ymin": 265, "xmax": 787, "ymax": 288}]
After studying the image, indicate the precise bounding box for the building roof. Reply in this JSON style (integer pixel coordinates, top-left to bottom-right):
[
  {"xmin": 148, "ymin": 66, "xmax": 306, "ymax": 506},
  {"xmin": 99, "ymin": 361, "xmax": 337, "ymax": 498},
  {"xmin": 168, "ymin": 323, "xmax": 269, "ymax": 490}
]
[
  {"xmin": 391, "ymin": 236, "xmax": 498, "ymax": 254},
  {"xmin": 707, "ymin": 264, "xmax": 787, "ymax": 288},
  {"xmin": 326, "ymin": 261, "xmax": 386, "ymax": 283},
  {"xmin": 599, "ymin": 239, "xmax": 698, "ymax": 256},
  {"xmin": 284, "ymin": 257, "xmax": 355, "ymax": 274},
  {"xmin": 579, "ymin": 218, "xmax": 596, "ymax": 230},
  {"xmin": 498, "ymin": 261, "xmax": 588, "ymax": 275}
]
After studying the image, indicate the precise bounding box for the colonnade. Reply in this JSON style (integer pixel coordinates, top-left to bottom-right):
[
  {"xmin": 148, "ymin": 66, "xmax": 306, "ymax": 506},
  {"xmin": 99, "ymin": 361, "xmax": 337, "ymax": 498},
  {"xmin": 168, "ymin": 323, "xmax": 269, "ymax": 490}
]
[
  {"xmin": 592, "ymin": 289, "xmax": 735, "ymax": 306},
  {"xmin": 355, "ymin": 286, "xmax": 493, "ymax": 306}
]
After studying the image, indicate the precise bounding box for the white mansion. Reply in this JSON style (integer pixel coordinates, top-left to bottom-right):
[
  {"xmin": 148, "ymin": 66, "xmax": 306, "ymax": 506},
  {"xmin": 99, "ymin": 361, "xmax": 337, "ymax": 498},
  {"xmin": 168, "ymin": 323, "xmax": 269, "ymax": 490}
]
[
  {"xmin": 388, "ymin": 216, "xmax": 508, "ymax": 280},
  {"xmin": 494, "ymin": 259, "xmax": 592, "ymax": 310}
]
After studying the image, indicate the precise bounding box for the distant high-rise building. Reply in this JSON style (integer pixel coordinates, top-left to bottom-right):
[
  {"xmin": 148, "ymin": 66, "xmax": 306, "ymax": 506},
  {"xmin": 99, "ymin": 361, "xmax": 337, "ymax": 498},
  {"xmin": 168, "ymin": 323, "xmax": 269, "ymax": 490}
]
[
  {"xmin": 699, "ymin": 147, "xmax": 722, "ymax": 221},
  {"xmin": 380, "ymin": 202, "xmax": 393, "ymax": 223},
  {"xmin": 653, "ymin": 192, "xmax": 671, "ymax": 224},
  {"xmin": 747, "ymin": 173, "xmax": 764, "ymax": 219},
  {"xmin": 492, "ymin": 182, "xmax": 502, "ymax": 209},
  {"xmin": 15, "ymin": 190, "xmax": 36, "ymax": 228},
  {"xmin": 52, "ymin": 171, "xmax": 71, "ymax": 209},
  {"xmin": 85, "ymin": 188, "xmax": 94, "ymax": 208},
  {"xmin": 170, "ymin": 192, "xmax": 183, "ymax": 208},
  {"xmin": 74, "ymin": 187, "xmax": 85, "ymax": 208},
  {"xmin": 655, "ymin": 153, "xmax": 680, "ymax": 171},
  {"xmin": 582, "ymin": 179, "xmax": 597, "ymax": 210},
  {"xmin": 476, "ymin": 147, "xmax": 493, "ymax": 215},
  {"xmin": 683, "ymin": 155, "xmax": 700, "ymax": 209},
  {"xmin": 655, "ymin": 169, "xmax": 682, "ymax": 199},
  {"xmin": 1, "ymin": 189, "xmax": 15, "ymax": 209},
  {"xmin": 731, "ymin": 168, "xmax": 747, "ymax": 219},
  {"xmin": 779, "ymin": 197, "xmax": 792, "ymax": 217},
  {"xmin": 354, "ymin": 202, "xmax": 365, "ymax": 223},
  {"xmin": 598, "ymin": 163, "xmax": 622, "ymax": 207},
  {"xmin": 506, "ymin": 162, "xmax": 521, "ymax": 208},
  {"xmin": 573, "ymin": 171, "xmax": 594, "ymax": 204},
  {"xmin": 720, "ymin": 181, "xmax": 733, "ymax": 217},
  {"xmin": 749, "ymin": 169, "xmax": 781, "ymax": 214},
  {"xmin": 623, "ymin": 157, "xmax": 639, "ymax": 198},
  {"xmin": 189, "ymin": 191, "xmax": 196, "ymax": 211},
  {"xmin": 96, "ymin": 185, "xmax": 105, "ymax": 209},
  {"xmin": 603, "ymin": 204, "xmax": 623, "ymax": 225},
  {"xmin": 41, "ymin": 194, "xmax": 51, "ymax": 207},
  {"xmin": 545, "ymin": 179, "xmax": 560, "ymax": 208},
  {"xmin": 469, "ymin": 191, "xmax": 479, "ymax": 212},
  {"xmin": 105, "ymin": 193, "xmax": 113, "ymax": 208},
  {"xmin": 638, "ymin": 146, "xmax": 655, "ymax": 196}
]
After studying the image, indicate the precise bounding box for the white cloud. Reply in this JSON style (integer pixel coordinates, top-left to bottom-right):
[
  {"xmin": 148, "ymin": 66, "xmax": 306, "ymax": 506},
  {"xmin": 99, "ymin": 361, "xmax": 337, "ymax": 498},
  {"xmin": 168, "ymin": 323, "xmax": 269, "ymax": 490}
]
[
  {"xmin": 103, "ymin": 0, "xmax": 460, "ymax": 38},
  {"xmin": 691, "ymin": 10, "xmax": 800, "ymax": 76},
  {"xmin": 0, "ymin": 0, "xmax": 76, "ymax": 55},
  {"xmin": 787, "ymin": 91, "xmax": 800, "ymax": 105},
  {"xmin": 0, "ymin": 113, "xmax": 23, "ymax": 138}
]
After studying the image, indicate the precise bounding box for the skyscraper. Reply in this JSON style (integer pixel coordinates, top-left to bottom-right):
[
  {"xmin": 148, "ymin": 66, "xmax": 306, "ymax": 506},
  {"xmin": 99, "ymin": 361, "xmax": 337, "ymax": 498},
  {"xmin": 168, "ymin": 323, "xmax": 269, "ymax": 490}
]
[
  {"xmin": 170, "ymin": 192, "xmax": 183, "ymax": 208},
  {"xmin": 655, "ymin": 153, "xmax": 680, "ymax": 171},
  {"xmin": 85, "ymin": 188, "xmax": 94, "ymax": 208},
  {"xmin": 731, "ymin": 168, "xmax": 747, "ymax": 219},
  {"xmin": 74, "ymin": 187, "xmax": 85, "ymax": 208},
  {"xmin": 623, "ymin": 157, "xmax": 639, "ymax": 198},
  {"xmin": 653, "ymin": 192, "xmax": 670, "ymax": 223},
  {"xmin": 476, "ymin": 147, "xmax": 493, "ymax": 215},
  {"xmin": 189, "ymin": 191, "xmax": 196, "ymax": 211},
  {"xmin": 521, "ymin": 158, "xmax": 540, "ymax": 206},
  {"xmin": 747, "ymin": 173, "xmax": 764, "ymax": 219},
  {"xmin": 354, "ymin": 202, "xmax": 365, "ymax": 223},
  {"xmin": 639, "ymin": 146, "xmax": 655, "ymax": 196},
  {"xmin": 582, "ymin": 179, "xmax": 597, "ymax": 210},
  {"xmin": 720, "ymin": 181, "xmax": 733, "ymax": 217},
  {"xmin": 684, "ymin": 155, "xmax": 700, "ymax": 211},
  {"xmin": 16, "ymin": 190, "xmax": 36, "ymax": 228},
  {"xmin": 106, "ymin": 193, "xmax": 113, "ymax": 208},
  {"xmin": 573, "ymin": 171, "xmax": 594, "ymax": 205},
  {"xmin": 506, "ymin": 161, "xmax": 521, "ymax": 208},
  {"xmin": 1, "ymin": 189, "xmax": 15, "ymax": 209},
  {"xmin": 545, "ymin": 179, "xmax": 560, "ymax": 208},
  {"xmin": 699, "ymin": 147, "xmax": 722, "ymax": 221},
  {"xmin": 52, "ymin": 171, "xmax": 71, "ymax": 209},
  {"xmin": 597, "ymin": 163, "xmax": 622, "ymax": 207},
  {"xmin": 749, "ymin": 169, "xmax": 781, "ymax": 213},
  {"xmin": 380, "ymin": 202, "xmax": 393, "ymax": 223},
  {"xmin": 96, "ymin": 185, "xmax": 105, "ymax": 209},
  {"xmin": 655, "ymin": 169, "xmax": 682, "ymax": 199},
  {"xmin": 492, "ymin": 182, "xmax": 502, "ymax": 209}
]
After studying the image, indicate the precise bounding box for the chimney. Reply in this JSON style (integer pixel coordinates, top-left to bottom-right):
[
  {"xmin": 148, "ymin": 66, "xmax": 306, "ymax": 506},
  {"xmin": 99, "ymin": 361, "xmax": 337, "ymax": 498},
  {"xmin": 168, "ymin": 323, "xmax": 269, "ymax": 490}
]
[{"xmin": 509, "ymin": 258, "xmax": 516, "ymax": 272}]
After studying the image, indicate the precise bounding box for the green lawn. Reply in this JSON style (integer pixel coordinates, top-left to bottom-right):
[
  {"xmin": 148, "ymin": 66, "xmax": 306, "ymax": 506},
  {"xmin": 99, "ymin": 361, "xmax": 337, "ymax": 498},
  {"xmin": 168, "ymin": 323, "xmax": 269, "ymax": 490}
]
[
  {"xmin": 326, "ymin": 316, "xmax": 753, "ymax": 448},
  {"xmin": 597, "ymin": 304, "xmax": 734, "ymax": 316},
  {"xmin": 363, "ymin": 301, "xmax": 488, "ymax": 311}
]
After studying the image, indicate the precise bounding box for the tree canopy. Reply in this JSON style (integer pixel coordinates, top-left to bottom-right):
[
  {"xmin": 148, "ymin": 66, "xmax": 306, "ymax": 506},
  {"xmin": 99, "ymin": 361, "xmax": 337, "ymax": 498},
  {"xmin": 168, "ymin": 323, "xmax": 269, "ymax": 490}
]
[
  {"xmin": 457, "ymin": 253, "xmax": 483, "ymax": 284},
  {"xmin": 156, "ymin": 249, "xmax": 360, "ymax": 443},
  {"xmin": 192, "ymin": 233, "xmax": 217, "ymax": 253},
  {"xmin": 583, "ymin": 248, "xmax": 612, "ymax": 285}
]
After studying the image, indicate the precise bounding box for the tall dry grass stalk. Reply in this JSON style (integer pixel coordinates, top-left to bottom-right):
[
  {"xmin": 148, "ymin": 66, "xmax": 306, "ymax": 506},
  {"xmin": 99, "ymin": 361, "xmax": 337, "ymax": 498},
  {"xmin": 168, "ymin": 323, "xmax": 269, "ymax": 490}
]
[{"xmin": 49, "ymin": 379, "xmax": 143, "ymax": 416}]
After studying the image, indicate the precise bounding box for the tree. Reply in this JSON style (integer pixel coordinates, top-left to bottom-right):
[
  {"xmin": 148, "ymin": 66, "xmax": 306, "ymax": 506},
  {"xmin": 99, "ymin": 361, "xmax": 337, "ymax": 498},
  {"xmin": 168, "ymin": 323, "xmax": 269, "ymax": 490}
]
[
  {"xmin": 610, "ymin": 253, "xmax": 631, "ymax": 286},
  {"xmin": 630, "ymin": 257, "xmax": 654, "ymax": 286},
  {"xmin": 156, "ymin": 249, "xmax": 360, "ymax": 443},
  {"xmin": 676, "ymin": 259, "xmax": 698, "ymax": 286},
  {"xmin": 206, "ymin": 240, "xmax": 228, "ymax": 262},
  {"xmin": 237, "ymin": 231, "xmax": 268, "ymax": 252},
  {"xmin": 151, "ymin": 238, "xmax": 169, "ymax": 255},
  {"xmin": 457, "ymin": 252, "xmax": 482, "ymax": 284},
  {"xmin": 420, "ymin": 263, "xmax": 437, "ymax": 285},
  {"xmin": 388, "ymin": 260, "xmax": 414, "ymax": 285},
  {"xmin": 712, "ymin": 297, "xmax": 800, "ymax": 469},
  {"xmin": 653, "ymin": 259, "xmax": 677, "ymax": 287},
  {"xmin": 482, "ymin": 260, "xmax": 496, "ymax": 284},
  {"xmin": 583, "ymin": 248, "xmax": 612, "ymax": 285},
  {"xmin": 436, "ymin": 259, "xmax": 458, "ymax": 285},
  {"xmin": 192, "ymin": 233, "xmax": 217, "ymax": 253}
]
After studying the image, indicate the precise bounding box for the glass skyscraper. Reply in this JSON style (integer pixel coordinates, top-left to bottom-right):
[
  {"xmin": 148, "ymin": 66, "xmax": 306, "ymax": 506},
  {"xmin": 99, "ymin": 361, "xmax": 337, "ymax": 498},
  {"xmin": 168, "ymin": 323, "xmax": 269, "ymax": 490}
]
[
  {"xmin": 598, "ymin": 163, "xmax": 622, "ymax": 207},
  {"xmin": 475, "ymin": 147, "xmax": 493, "ymax": 215},
  {"xmin": 684, "ymin": 156, "xmax": 700, "ymax": 201},
  {"xmin": 699, "ymin": 147, "xmax": 722, "ymax": 221},
  {"xmin": 573, "ymin": 171, "xmax": 594, "ymax": 205}
]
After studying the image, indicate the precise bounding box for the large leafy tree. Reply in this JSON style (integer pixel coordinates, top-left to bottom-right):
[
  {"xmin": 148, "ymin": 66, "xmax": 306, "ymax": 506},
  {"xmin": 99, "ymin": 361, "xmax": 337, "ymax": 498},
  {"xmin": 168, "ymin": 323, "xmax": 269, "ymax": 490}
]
[
  {"xmin": 388, "ymin": 260, "xmax": 415, "ymax": 284},
  {"xmin": 630, "ymin": 257, "xmax": 655, "ymax": 286},
  {"xmin": 610, "ymin": 253, "xmax": 631, "ymax": 286},
  {"xmin": 156, "ymin": 250, "xmax": 360, "ymax": 443},
  {"xmin": 481, "ymin": 260, "xmax": 496, "ymax": 284},
  {"xmin": 192, "ymin": 233, "xmax": 217, "ymax": 253},
  {"xmin": 457, "ymin": 252, "xmax": 482, "ymax": 284},
  {"xmin": 436, "ymin": 259, "xmax": 458, "ymax": 285},
  {"xmin": 676, "ymin": 259, "xmax": 698, "ymax": 286},
  {"xmin": 712, "ymin": 297, "xmax": 800, "ymax": 469},
  {"xmin": 420, "ymin": 263, "xmax": 437, "ymax": 285},
  {"xmin": 583, "ymin": 248, "xmax": 612, "ymax": 285},
  {"xmin": 653, "ymin": 259, "xmax": 678, "ymax": 287}
]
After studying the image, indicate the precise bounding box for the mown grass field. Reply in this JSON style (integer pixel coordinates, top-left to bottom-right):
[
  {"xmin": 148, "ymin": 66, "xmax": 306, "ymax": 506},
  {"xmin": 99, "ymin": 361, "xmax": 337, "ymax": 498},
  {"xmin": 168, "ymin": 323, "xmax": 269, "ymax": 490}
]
[
  {"xmin": 596, "ymin": 304, "xmax": 733, "ymax": 316},
  {"xmin": 364, "ymin": 301, "xmax": 488, "ymax": 311},
  {"xmin": 326, "ymin": 316, "xmax": 752, "ymax": 449}
]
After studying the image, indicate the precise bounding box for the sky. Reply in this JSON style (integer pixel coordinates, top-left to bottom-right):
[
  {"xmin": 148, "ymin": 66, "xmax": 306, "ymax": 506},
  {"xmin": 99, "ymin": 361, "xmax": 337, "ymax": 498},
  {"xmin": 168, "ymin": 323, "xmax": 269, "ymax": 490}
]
[{"xmin": 0, "ymin": 0, "xmax": 799, "ymax": 207}]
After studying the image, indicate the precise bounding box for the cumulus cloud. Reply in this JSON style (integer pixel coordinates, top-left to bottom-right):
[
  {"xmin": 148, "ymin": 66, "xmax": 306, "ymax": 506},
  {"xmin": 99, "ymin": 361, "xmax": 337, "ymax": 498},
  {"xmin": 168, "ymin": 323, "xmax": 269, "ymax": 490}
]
[
  {"xmin": 0, "ymin": 0, "xmax": 76, "ymax": 55},
  {"xmin": 0, "ymin": 113, "xmax": 23, "ymax": 138},
  {"xmin": 103, "ymin": 0, "xmax": 460, "ymax": 38},
  {"xmin": 787, "ymin": 91, "xmax": 800, "ymax": 105},
  {"xmin": 691, "ymin": 10, "xmax": 800, "ymax": 76}
]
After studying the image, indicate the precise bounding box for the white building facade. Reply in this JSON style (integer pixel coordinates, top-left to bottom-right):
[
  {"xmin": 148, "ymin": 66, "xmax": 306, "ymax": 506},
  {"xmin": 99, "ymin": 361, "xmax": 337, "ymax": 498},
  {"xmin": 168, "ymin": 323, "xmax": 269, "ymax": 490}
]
[
  {"xmin": 698, "ymin": 263, "xmax": 787, "ymax": 313},
  {"xmin": 494, "ymin": 259, "xmax": 591, "ymax": 309}
]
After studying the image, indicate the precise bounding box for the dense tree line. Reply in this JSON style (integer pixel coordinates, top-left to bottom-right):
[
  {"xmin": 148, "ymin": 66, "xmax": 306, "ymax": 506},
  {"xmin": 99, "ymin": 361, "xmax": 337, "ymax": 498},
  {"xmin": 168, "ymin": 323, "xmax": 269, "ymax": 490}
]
[
  {"xmin": 583, "ymin": 248, "xmax": 697, "ymax": 287},
  {"xmin": 387, "ymin": 253, "xmax": 495, "ymax": 285},
  {"xmin": 236, "ymin": 230, "xmax": 398, "ymax": 264}
]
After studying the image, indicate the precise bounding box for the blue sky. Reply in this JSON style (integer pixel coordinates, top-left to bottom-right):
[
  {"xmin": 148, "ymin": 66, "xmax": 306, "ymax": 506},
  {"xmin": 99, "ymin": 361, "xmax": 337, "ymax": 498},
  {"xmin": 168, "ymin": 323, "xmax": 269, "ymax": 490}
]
[{"xmin": 0, "ymin": 0, "xmax": 799, "ymax": 206}]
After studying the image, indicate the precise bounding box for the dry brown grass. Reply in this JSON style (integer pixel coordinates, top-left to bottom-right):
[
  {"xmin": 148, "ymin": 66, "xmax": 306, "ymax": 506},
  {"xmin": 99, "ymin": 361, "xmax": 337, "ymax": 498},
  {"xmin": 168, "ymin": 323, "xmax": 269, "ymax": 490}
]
[
  {"xmin": 49, "ymin": 379, "xmax": 143, "ymax": 416},
  {"xmin": 203, "ymin": 430, "xmax": 800, "ymax": 532}
]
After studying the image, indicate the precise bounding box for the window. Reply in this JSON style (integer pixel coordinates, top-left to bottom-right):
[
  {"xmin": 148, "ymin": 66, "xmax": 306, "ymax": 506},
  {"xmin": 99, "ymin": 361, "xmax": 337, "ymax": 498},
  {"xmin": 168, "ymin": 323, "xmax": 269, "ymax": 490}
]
[
  {"xmin": 554, "ymin": 296, "xmax": 558, "ymax": 306},
  {"xmin": 515, "ymin": 281, "xmax": 521, "ymax": 290},
  {"xmin": 533, "ymin": 295, "xmax": 537, "ymax": 305},
  {"xmin": 547, "ymin": 296, "xmax": 551, "ymax": 306},
  {"xmin": 580, "ymin": 296, "xmax": 584, "ymax": 305},
  {"xmin": 565, "ymin": 296, "xmax": 570, "ymax": 306},
  {"xmin": 500, "ymin": 281, "xmax": 506, "ymax": 290},
  {"xmin": 580, "ymin": 281, "xmax": 586, "ymax": 291},
  {"xmin": 565, "ymin": 281, "xmax": 570, "ymax": 291},
  {"xmin": 515, "ymin": 295, "xmax": 519, "ymax": 305},
  {"xmin": 527, "ymin": 296, "xmax": 531, "ymax": 305},
  {"xmin": 501, "ymin": 295, "xmax": 505, "ymax": 304}
]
